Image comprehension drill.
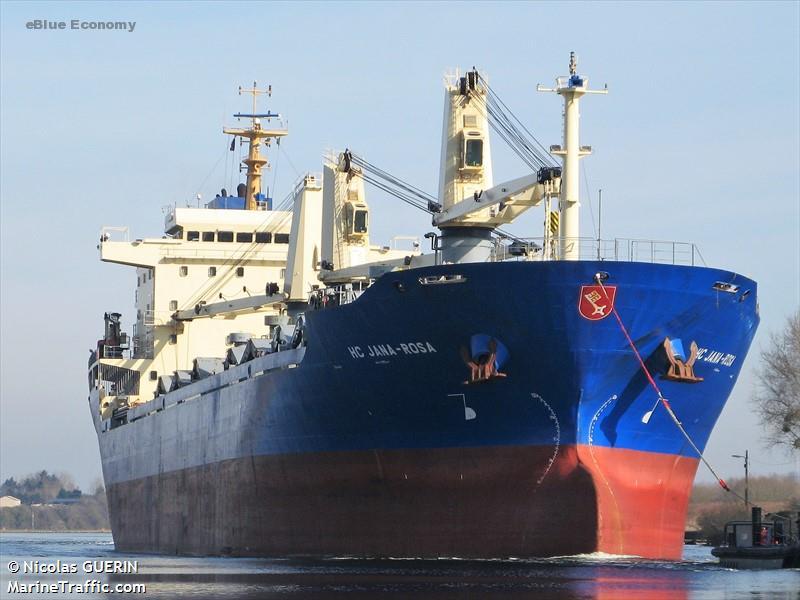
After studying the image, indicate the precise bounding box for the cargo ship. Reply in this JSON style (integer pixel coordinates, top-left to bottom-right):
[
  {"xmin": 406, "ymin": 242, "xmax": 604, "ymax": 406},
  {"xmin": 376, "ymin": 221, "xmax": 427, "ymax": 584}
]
[{"xmin": 88, "ymin": 55, "xmax": 759, "ymax": 559}]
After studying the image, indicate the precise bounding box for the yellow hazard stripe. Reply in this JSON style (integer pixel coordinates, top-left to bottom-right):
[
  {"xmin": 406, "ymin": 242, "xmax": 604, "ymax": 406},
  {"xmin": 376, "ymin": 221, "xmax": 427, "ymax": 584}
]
[{"xmin": 549, "ymin": 211, "xmax": 559, "ymax": 234}]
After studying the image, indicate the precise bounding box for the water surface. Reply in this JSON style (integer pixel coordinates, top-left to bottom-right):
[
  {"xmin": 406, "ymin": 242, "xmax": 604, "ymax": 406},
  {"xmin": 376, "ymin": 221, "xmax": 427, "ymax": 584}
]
[{"xmin": 1, "ymin": 533, "xmax": 797, "ymax": 599}]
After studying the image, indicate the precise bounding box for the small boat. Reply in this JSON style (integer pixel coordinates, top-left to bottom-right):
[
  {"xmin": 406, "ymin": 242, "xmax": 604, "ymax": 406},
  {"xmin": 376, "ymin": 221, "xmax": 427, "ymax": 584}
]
[{"xmin": 711, "ymin": 506, "xmax": 800, "ymax": 569}]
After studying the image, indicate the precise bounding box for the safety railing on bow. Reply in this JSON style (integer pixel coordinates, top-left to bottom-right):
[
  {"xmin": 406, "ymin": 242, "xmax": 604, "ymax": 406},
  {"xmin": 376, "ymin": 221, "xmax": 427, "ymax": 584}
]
[{"xmin": 492, "ymin": 237, "xmax": 705, "ymax": 266}]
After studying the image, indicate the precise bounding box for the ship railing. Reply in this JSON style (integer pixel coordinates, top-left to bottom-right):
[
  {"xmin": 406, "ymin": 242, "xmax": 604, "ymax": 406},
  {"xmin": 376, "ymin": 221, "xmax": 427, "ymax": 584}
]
[
  {"xmin": 293, "ymin": 172, "xmax": 323, "ymax": 196},
  {"xmin": 101, "ymin": 345, "xmax": 128, "ymax": 359},
  {"xmin": 132, "ymin": 320, "xmax": 155, "ymax": 359},
  {"xmin": 492, "ymin": 237, "xmax": 705, "ymax": 266},
  {"xmin": 388, "ymin": 236, "xmax": 421, "ymax": 251},
  {"xmin": 308, "ymin": 281, "xmax": 372, "ymax": 310},
  {"xmin": 134, "ymin": 309, "xmax": 165, "ymax": 328},
  {"xmin": 142, "ymin": 309, "xmax": 173, "ymax": 326},
  {"xmin": 90, "ymin": 362, "xmax": 141, "ymax": 397},
  {"xmin": 99, "ymin": 226, "xmax": 130, "ymax": 243},
  {"xmin": 132, "ymin": 336, "xmax": 154, "ymax": 359},
  {"xmin": 628, "ymin": 239, "xmax": 705, "ymax": 266},
  {"xmin": 129, "ymin": 311, "xmax": 163, "ymax": 358}
]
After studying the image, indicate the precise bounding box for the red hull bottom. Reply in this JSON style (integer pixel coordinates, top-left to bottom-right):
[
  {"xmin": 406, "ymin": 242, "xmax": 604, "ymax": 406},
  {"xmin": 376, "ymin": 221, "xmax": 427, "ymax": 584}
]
[{"xmin": 107, "ymin": 445, "xmax": 698, "ymax": 559}]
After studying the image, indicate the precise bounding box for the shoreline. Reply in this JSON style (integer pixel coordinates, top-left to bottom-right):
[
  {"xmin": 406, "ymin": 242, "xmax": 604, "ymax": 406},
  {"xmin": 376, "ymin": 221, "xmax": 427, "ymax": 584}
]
[{"xmin": 0, "ymin": 529, "xmax": 111, "ymax": 533}]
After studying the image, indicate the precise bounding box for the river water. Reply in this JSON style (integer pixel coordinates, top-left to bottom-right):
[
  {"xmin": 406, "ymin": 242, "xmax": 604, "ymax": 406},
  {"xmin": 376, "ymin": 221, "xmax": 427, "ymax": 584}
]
[{"xmin": 0, "ymin": 533, "xmax": 797, "ymax": 599}]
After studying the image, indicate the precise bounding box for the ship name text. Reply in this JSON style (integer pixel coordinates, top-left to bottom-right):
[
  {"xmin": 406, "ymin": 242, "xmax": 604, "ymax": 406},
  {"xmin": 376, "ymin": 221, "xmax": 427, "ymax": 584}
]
[
  {"xmin": 347, "ymin": 342, "xmax": 437, "ymax": 359},
  {"xmin": 696, "ymin": 347, "xmax": 736, "ymax": 367}
]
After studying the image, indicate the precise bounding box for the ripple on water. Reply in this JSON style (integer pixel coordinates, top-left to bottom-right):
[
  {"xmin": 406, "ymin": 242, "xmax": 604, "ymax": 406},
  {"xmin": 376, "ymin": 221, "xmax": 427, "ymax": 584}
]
[{"xmin": 1, "ymin": 534, "xmax": 798, "ymax": 600}]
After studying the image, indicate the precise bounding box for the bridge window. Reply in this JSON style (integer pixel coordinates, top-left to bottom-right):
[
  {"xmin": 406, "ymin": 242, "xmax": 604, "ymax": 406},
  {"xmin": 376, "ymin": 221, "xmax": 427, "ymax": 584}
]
[
  {"xmin": 187, "ymin": 231, "xmax": 200, "ymax": 241},
  {"xmin": 354, "ymin": 210, "xmax": 368, "ymax": 234},
  {"xmin": 218, "ymin": 231, "xmax": 234, "ymax": 242},
  {"xmin": 255, "ymin": 232, "xmax": 271, "ymax": 243},
  {"xmin": 236, "ymin": 232, "xmax": 253, "ymax": 243},
  {"xmin": 179, "ymin": 266, "xmax": 188, "ymax": 277},
  {"xmin": 208, "ymin": 267, "xmax": 217, "ymax": 277},
  {"xmin": 236, "ymin": 267, "xmax": 245, "ymax": 277},
  {"xmin": 275, "ymin": 233, "xmax": 290, "ymax": 244},
  {"xmin": 202, "ymin": 232, "xmax": 215, "ymax": 242},
  {"xmin": 169, "ymin": 300, "xmax": 178, "ymax": 311},
  {"xmin": 150, "ymin": 370, "xmax": 158, "ymax": 381},
  {"xmin": 465, "ymin": 138, "xmax": 483, "ymax": 167}
]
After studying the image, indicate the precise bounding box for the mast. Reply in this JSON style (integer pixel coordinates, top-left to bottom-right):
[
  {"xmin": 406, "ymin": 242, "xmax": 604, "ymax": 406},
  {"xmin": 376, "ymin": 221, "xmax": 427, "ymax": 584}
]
[
  {"xmin": 538, "ymin": 53, "xmax": 607, "ymax": 260},
  {"xmin": 223, "ymin": 82, "xmax": 288, "ymax": 210}
]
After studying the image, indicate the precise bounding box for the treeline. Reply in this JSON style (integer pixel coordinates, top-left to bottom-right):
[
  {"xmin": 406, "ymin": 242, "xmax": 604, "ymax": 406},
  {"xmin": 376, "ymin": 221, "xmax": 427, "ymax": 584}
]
[
  {"xmin": 690, "ymin": 473, "xmax": 800, "ymax": 505},
  {"xmin": 0, "ymin": 471, "xmax": 109, "ymax": 531},
  {"xmin": 0, "ymin": 470, "xmax": 88, "ymax": 505},
  {"xmin": 688, "ymin": 473, "xmax": 799, "ymax": 545}
]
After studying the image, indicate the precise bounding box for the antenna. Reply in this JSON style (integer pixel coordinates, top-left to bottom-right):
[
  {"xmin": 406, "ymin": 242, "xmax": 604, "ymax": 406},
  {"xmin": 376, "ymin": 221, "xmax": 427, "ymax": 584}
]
[
  {"xmin": 537, "ymin": 52, "xmax": 608, "ymax": 260},
  {"xmin": 224, "ymin": 82, "xmax": 288, "ymax": 210},
  {"xmin": 597, "ymin": 188, "xmax": 602, "ymax": 260},
  {"xmin": 233, "ymin": 82, "xmax": 281, "ymax": 124},
  {"xmin": 238, "ymin": 81, "xmax": 271, "ymax": 119}
]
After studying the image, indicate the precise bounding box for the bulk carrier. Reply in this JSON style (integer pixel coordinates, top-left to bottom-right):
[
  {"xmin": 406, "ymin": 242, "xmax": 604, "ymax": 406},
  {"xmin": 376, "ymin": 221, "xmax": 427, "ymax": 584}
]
[{"xmin": 88, "ymin": 55, "xmax": 759, "ymax": 559}]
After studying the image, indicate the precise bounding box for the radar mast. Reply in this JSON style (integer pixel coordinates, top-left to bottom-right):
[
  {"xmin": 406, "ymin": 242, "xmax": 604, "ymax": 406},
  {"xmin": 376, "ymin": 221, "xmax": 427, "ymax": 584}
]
[
  {"xmin": 538, "ymin": 53, "xmax": 607, "ymax": 260},
  {"xmin": 224, "ymin": 82, "xmax": 288, "ymax": 210}
]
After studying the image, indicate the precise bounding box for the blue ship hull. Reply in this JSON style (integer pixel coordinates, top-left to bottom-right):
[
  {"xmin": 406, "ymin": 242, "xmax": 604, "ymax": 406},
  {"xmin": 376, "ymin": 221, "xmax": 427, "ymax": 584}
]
[{"xmin": 95, "ymin": 260, "xmax": 758, "ymax": 558}]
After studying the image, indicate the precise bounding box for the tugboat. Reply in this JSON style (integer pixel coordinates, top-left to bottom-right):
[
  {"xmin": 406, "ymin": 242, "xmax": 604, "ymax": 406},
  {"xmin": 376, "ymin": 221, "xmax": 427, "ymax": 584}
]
[
  {"xmin": 712, "ymin": 507, "xmax": 800, "ymax": 569},
  {"xmin": 88, "ymin": 55, "xmax": 760, "ymax": 559}
]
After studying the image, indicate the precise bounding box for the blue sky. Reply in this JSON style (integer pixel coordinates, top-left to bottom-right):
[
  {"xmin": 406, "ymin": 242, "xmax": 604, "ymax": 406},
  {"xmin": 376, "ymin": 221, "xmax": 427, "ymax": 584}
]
[{"xmin": 1, "ymin": 1, "xmax": 798, "ymax": 490}]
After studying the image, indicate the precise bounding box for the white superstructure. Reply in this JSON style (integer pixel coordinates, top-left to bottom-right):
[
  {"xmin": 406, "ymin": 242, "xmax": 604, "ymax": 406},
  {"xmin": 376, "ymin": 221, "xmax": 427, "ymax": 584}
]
[
  {"xmin": 92, "ymin": 84, "xmax": 296, "ymax": 417},
  {"xmin": 96, "ymin": 202, "xmax": 293, "ymax": 412}
]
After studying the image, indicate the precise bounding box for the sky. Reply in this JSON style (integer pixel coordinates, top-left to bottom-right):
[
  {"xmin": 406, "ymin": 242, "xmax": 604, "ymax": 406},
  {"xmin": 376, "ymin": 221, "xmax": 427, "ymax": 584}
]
[{"xmin": 1, "ymin": 1, "xmax": 798, "ymax": 493}]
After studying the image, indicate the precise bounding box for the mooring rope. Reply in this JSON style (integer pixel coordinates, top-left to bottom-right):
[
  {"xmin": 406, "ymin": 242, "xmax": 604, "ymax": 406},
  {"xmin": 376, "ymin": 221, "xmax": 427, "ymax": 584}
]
[{"xmin": 593, "ymin": 274, "xmax": 748, "ymax": 501}]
